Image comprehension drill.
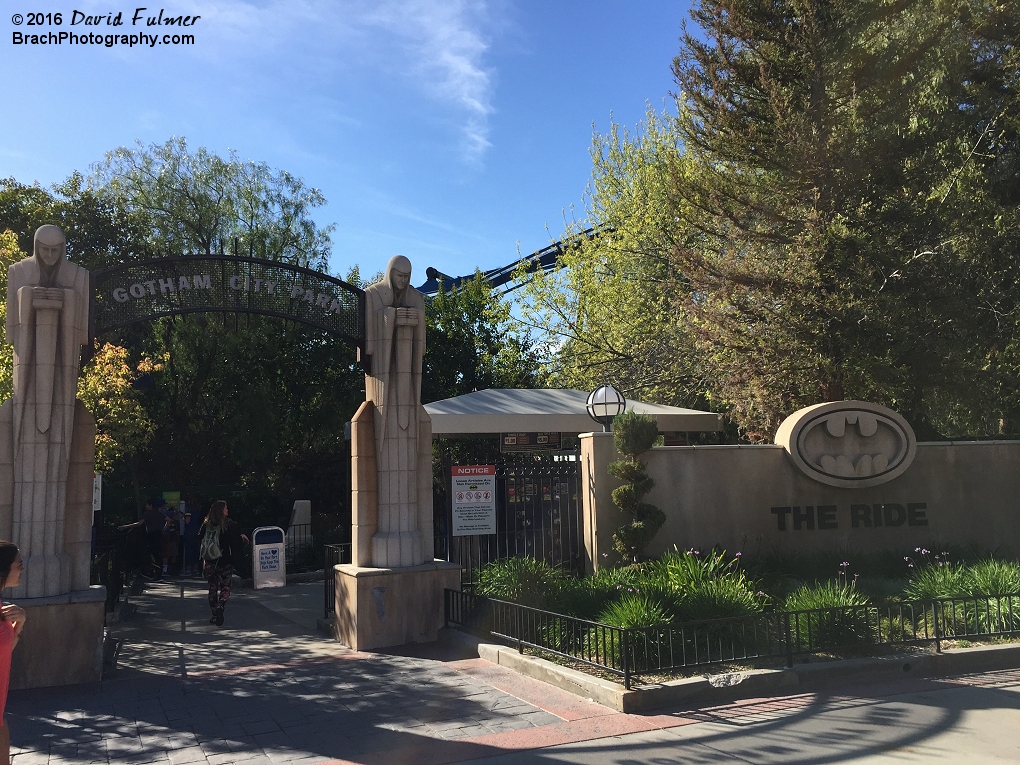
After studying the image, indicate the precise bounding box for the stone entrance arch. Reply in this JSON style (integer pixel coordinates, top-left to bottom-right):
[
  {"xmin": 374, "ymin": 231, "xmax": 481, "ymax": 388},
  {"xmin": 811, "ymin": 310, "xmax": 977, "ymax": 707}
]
[{"xmin": 3, "ymin": 229, "xmax": 451, "ymax": 685}]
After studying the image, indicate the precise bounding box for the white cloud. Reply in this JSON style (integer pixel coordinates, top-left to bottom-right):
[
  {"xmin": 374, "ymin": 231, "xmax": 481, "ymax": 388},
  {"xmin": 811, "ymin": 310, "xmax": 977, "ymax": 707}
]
[
  {"xmin": 361, "ymin": 0, "xmax": 495, "ymax": 161},
  {"xmin": 122, "ymin": 0, "xmax": 497, "ymax": 163}
]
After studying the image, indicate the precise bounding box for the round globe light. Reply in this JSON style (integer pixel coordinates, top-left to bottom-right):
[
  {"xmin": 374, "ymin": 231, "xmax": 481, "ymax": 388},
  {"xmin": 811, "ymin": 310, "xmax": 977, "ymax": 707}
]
[{"xmin": 586, "ymin": 384, "xmax": 627, "ymax": 432}]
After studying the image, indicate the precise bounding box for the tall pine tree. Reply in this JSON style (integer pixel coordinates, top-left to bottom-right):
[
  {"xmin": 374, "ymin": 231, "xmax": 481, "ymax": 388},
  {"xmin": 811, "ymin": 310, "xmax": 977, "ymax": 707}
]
[{"xmin": 667, "ymin": 0, "xmax": 1019, "ymax": 440}]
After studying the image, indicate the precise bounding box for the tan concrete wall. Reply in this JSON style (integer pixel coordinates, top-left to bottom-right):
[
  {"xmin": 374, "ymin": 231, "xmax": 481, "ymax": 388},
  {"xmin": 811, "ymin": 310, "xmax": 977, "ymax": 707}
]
[
  {"xmin": 580, "ymin": 434, "xmax": 1020, "ymax": 565},
  {"xmin": 332, "ymin": 561, "xmax": 461, "ymax": 651},
  {"xmin": 10, "ymin": 587, "xmax": 106, "ymax": 689}
]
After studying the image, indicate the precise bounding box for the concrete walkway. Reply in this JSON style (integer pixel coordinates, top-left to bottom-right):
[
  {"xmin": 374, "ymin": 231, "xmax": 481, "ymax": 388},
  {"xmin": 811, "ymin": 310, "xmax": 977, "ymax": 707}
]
[{"xmin": 9, "ymin": 579, "xmax": 1020, "ymax": 764}]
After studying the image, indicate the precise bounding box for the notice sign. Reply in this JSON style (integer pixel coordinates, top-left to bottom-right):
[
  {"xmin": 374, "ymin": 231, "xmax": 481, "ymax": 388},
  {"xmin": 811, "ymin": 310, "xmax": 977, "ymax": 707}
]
[
  {"xmin": 92, "ymin": 474, "xmax": 102, "ymax": 516},
  {"xmin": 452, "ymin": 465, "xmax": 497, "ymax": 536},
  {"xmin": 259, "ymin": 547, "xmax": 281, "ymax": 572}
]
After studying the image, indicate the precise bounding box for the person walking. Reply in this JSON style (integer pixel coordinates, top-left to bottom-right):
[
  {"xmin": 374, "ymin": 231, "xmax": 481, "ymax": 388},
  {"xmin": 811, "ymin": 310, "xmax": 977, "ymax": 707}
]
[
  {"xmin": 199, "ymin": 501, "xmax": 248, "ymax": 626},
  {"xmin": 0, "ymin": 543, "xmax": 26, "ymax": 763},
  {"xmin": 119, "ymin": 498, "xmax": 168, "ymax": 579}
]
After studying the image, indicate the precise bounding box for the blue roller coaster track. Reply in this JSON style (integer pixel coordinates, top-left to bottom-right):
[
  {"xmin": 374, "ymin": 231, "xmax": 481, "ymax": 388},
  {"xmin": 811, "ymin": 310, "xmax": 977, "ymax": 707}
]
[{"xmin": 416, "ymin": 227, "xmax": 598, "ymax": 296}]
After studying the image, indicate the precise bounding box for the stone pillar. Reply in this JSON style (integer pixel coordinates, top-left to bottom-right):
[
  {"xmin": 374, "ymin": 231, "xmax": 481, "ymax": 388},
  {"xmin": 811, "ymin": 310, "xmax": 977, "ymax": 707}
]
[
  {"xmin": 579, "ymin": 431, "xmax": 623, "ymax": 574},
  {"xmin": 333, "ymin": 257, "xmax": 459, "ymax": 651},
  {"xmin": 0, "ymin": 225, "xmax": 105, "ymax": 688}
]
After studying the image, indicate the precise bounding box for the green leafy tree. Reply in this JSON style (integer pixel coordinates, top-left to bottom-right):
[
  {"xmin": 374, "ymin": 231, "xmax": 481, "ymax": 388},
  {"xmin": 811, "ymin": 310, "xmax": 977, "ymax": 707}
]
[
  {"xmin": 424, "ymin": 273, "xmax": 539, "ymax": 403},
  {"xmin": 77, "ymin": 343, "xmax": 159, "ymax": 474},
  {"xmin": 608, "ymin": 411, "xmax": 665, "ymax": 562},
  {"xmin": 524, "ymin": 1, "xmax": 1020, "ymax": 442},
  {"xmin": 0, "ymin": 175, "xmax": 150, "ymax": 269},
  {"xmin": 517, "ymin": 112, "xmax": 709, "ymax": 409},
  {"xmin": 91, "ymin": 137, "xmax": 333, "ymax": 266}
]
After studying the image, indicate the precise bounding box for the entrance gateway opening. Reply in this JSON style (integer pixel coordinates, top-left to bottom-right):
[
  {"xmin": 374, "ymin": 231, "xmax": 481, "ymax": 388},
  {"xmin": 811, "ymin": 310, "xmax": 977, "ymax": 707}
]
[
  {"xmin": 89, "ymin": 254, "xmax": 369, "ymax": 602},
  {"xmin": 91, "ymin": 255, "xmax": 581, "ymax": 599}
]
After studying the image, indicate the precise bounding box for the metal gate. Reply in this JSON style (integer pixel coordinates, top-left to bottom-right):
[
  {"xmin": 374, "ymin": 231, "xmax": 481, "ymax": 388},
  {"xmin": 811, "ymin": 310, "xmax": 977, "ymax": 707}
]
[{"xmin": 435, "ymin": 460, "xmax": 582, "ymax": 579}]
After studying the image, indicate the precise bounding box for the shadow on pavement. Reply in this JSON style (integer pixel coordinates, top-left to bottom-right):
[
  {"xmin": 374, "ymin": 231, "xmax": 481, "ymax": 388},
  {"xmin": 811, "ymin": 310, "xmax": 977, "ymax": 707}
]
[
  {"xmin": 11, "ymin": 579, "xmax": 1020, "ymax": 765},
  {"xmin": 9, "ymin": 580, "xmax": 554, "ymax": 764}
]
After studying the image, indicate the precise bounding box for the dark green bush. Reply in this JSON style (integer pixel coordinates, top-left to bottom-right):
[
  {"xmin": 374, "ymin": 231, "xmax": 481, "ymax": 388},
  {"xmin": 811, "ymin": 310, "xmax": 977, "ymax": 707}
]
[
  {"xmin": 676, "ymin": 577, "xmax": 766, "ymax": 622},
  {"xmin": 783, "ymin": 582, "xmax": 873, "ymax": 650},
  {"xmin": 903, "ymin": 562, "xmax": 968, "ymax": 601},
  {"xmin": 964, "ymin": 560, "xmax": 1020, "ymax": 633},
  {"xmin": 644, "ymin": 548, "xmax": 766, "ymax": 621},
  {"xmin": 598, "ymin": 593, "xmax": 673, "ymax": 629},
  {"xmin": 611, "ymin": 410, "xmax": 659, "ymax": 456},
  {"xmin": 475, "ymin": 557, "xmax": 563, "ymax": 607},
  {"xmin": 965, "ymin": 559, "xmax": 1020, "ymax": 597},
  {"xmin": 609, "ymin": 412, "xmax": 665, "ymax": 561},
  {"xmin": 548, "ymin": 566, "xmax": 641, "ymax": 617}
]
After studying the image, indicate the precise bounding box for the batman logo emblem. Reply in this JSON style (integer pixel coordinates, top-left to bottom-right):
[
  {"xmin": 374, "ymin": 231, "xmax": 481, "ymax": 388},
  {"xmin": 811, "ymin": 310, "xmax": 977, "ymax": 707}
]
[{"xmin": 775, "ymin": 401, "xmax": 916, "ymax": 488}]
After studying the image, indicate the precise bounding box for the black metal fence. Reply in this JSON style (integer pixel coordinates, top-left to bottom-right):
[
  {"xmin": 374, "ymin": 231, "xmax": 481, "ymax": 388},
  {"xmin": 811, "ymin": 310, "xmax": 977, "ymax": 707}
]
[
  {"xmin": 436, "ymin": 460, "xmax": 582, "ymax": 581},
  {"xmin": 445, "ymin": 589, "xmax": 1020, "ymax": 689},
  {"xmin": 323, "ymin": 543, "xmax": 353, "ymax": 617},
  {"xmin": 285, "ymin": 524, "xmax": 315, "ymax": 570}
]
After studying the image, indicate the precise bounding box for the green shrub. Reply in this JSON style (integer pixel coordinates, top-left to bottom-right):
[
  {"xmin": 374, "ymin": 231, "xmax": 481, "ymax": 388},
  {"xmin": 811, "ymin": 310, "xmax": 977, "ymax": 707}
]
[
  {"xmin": 964, "ymin": 559, "xmax": 1020, "ymax": 597},
  {"xmin": 961, "ymin": 559, "xmax": 1020, "ymax": 633},
  {"xmin": 591, "ymin": 593, "xmax": 673, "ymax": 672},
  {"xmin": 642, "ymin": 548, "xmax": 767, "ymax": 621},
  {"xmin": 611, "ymin": 410, "xmax": 659, "ymax": 456},
  {"xmin": 645, "ymin": 547, "xmax": 733, "ymax": 589},
  {"xmin": 784, "ymin": 581, "xmax": 870, "ymax": 611},
  {"xmin": 609, "ymin": 412, "xmax": 665, "ymax": 562},
  {"xmin": 598, "ymin": 593, "xmax": 673, "ymax": 629},
  {"xmin": 475, "ymin": 558, "xmax": 563, "ymax": 607},
  {"xmin": 676, "ymin": 577, "xmax": 767, "ymax": 622},
  {"xmin": 548, "ymin": 566, "xmax": 641, "ymax": 618},
  {"xmin": 783, "ymin": 581, "xmax": 873, "ymax": 650},
  {"xmin": 903, "ymin": 562, "xmax": 968, "ymax": 600}
]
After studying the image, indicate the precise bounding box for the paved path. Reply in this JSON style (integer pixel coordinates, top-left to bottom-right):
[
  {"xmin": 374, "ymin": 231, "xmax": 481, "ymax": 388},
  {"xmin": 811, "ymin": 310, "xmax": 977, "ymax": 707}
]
[{"xmin": 9, "ymin": 580, "xmax": 1020, "ymax": 764}]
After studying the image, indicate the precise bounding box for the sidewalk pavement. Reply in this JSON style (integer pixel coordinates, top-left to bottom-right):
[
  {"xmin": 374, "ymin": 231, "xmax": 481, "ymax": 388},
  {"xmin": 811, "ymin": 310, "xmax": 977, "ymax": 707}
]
[{"xmin": 9, "ymin": 578, "xmax": 1020, "ymax": 764}]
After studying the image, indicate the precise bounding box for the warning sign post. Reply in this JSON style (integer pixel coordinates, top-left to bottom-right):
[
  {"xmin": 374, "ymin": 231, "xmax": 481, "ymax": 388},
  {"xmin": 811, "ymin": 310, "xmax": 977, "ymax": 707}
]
[{"xmin": 451, "ymin": 465, "xmax": 497, "ymax": 536}]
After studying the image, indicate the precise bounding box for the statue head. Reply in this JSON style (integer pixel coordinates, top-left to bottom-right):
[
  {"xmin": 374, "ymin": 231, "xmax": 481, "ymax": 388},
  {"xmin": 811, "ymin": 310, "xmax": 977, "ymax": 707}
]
[
  {"xmin": 385, "ymin": 255, "xmax": 412, "ymax": 295},
  {"xmin": 34, "ymin": 225, "xmax": 66, "ymax": 287}
]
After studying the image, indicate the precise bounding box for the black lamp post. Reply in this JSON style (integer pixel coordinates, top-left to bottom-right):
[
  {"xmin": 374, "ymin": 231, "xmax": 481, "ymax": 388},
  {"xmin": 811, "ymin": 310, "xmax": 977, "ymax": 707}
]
[{"xmin": 586, "ymin": 384, "xmax": 627, "ymax": 432}]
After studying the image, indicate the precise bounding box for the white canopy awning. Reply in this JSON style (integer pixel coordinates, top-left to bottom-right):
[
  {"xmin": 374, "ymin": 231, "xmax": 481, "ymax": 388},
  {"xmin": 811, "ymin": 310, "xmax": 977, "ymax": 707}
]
[{"xmin": 424, "ymin": 388, "xmax": 723, "ymax": 436}]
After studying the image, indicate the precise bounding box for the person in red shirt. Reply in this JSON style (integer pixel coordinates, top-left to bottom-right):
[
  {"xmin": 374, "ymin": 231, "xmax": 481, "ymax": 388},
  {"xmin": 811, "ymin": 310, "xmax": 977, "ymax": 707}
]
[{"xmin": 0, "ymin": 543, "xmax": 26, "ymax": 763}]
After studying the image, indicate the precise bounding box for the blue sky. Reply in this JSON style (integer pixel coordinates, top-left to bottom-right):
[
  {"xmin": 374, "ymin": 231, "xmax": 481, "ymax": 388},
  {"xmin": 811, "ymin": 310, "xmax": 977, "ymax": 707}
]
[{"xmin": 1, "ymin": 1, "xmax": 690, "ymax": 282}]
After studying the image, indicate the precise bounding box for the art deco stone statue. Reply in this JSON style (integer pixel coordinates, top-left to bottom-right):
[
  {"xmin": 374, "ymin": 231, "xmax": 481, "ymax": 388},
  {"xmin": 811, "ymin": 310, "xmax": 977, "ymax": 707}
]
[
  {"xmin": 338, "ymin": 256, "xmax": 455, "ymax": 652},
  {"xmin": 359, "ymin": 255, "xmax": 433, "ymax": 567},
  {"xmin": 5, "ymin": 225, "xmax": 91, "ymax": 597}
]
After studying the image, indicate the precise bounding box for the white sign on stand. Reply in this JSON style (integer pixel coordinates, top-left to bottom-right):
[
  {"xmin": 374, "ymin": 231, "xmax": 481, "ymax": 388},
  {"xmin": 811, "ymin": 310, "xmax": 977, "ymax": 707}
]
[
  {"xmin": 452, "ymin": 465, "xmax": 496, "ymax": 536},
  {"xmin": 92, "ymin": 474, "xmax": 102, "ymax": 517},
  {"xmin": 252, "ymin": 526, "xmax": 287, "ymax": 589}
]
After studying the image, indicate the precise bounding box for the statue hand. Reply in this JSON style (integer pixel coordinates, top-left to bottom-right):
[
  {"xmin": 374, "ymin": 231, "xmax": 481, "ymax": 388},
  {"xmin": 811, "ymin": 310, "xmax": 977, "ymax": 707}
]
[
  {"xmin": 31, "ymin": 287, "xmax": 64, "ymax": 304},
  {"xmin": 396, "ymin": 307, "xmax": 418, "ymax": 326}
]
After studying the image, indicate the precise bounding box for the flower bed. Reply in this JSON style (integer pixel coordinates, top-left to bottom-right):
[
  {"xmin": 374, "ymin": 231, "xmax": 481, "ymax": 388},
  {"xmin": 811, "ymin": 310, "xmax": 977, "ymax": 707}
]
[{"xmin": 450, "ymin": 549, "xmax": 1020, "ymax": 687}]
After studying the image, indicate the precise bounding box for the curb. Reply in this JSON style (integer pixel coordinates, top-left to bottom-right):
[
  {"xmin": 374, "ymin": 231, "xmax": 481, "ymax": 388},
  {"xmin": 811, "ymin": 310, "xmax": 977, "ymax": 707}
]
[{"xmin": 440, "ymin": 629, "xmax": 1020, "ymax": 713}]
